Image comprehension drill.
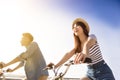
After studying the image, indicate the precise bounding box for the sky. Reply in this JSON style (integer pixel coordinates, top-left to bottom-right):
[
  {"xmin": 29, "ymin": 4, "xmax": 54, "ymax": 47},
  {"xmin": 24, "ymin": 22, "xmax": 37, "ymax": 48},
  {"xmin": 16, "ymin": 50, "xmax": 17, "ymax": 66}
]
[{"xmin": 0, "ymin": 0, "xmax": 120, "ymax": 79}]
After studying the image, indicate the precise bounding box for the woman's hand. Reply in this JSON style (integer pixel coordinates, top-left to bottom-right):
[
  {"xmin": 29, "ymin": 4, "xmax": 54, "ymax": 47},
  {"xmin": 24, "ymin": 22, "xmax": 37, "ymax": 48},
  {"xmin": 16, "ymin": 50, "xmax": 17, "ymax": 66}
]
[{"xmin": 74, "ymin": 53, "xmax": 86, "ymax": 64}]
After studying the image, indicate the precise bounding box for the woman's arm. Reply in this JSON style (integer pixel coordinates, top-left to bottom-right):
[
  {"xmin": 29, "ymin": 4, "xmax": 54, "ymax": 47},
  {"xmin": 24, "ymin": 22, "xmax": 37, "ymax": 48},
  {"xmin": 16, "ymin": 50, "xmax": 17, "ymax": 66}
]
[
  {"xmin": 81, "ymin": 35, "xmax": 97, "ymax": 62},
  {"xmin": 55, "ymin": 48, "xmax": 76, "ymax": 68},
  {"xmin": 74, "ymin": 35, "xmax": 97, "ymax": 64}
]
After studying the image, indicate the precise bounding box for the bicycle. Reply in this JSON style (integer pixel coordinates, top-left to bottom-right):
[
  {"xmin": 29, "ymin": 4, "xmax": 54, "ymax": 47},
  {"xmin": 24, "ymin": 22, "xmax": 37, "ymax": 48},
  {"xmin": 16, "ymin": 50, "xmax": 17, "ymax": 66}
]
[
  {"xmin": 44, "ymin": 58, "xmax": 92, "ymax": 80},
  {"xmin": 0, "ymin": 69, "xmax": 7, "ymax": 80},
  {"xmin": 0, "ymin": 69, "xmax": 26, "ymax": 80},
  {"xmin": 44, "ymin": 60, "xmax": 74, "ymax": 80}
]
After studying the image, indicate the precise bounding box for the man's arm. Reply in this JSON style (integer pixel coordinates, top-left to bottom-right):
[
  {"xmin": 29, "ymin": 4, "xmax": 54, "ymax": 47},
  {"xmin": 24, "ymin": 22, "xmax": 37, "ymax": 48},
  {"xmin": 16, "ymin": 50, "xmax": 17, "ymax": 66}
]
[
  {"xmin": 3, "ymin": 56, "xmax": 21, "ymax": 68},
  {"xmin": 7, "ymin": 61, "xmax": 24, "ymax": 72}
]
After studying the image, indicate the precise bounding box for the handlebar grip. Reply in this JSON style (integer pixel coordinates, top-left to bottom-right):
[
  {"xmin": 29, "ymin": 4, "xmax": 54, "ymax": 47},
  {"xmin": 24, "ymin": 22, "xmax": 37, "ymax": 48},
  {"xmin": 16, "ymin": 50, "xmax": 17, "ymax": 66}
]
[
  {"xmin": 43, "ymin": 67, "xmax": 49, "ymax": 70},
  {"xmin": 84, "ymin": 58, "xmax": 92, "ymax": 63}
]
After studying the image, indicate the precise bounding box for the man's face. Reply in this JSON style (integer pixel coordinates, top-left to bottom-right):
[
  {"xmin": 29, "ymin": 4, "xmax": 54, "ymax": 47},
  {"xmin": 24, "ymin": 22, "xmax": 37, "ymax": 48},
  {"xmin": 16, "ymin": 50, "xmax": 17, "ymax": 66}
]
[{"xmin": 20, "ymin": 36, "xmax": 30, "ymax": 46}]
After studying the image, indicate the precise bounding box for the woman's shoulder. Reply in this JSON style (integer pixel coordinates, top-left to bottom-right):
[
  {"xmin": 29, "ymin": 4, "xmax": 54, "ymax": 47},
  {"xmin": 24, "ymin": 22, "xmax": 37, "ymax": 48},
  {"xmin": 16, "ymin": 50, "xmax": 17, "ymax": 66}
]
[
  {"xmin": 87, "ymin": 34, "xmax": 97, "ymax": 46},
  {"xmin": 89, "ymin": 34, "xmax": 97, "ymax": 40},
  {"xmin": 88, "ymin": 34, "xmax": 97, "ymax": 42}
]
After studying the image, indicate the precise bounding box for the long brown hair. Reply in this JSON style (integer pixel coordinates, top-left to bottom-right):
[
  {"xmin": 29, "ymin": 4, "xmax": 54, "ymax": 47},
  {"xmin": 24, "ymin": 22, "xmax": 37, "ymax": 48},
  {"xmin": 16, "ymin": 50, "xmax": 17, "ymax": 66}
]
[{"xmin": 73, "ymin": 22, "xmax": 89, "ymax": 53}]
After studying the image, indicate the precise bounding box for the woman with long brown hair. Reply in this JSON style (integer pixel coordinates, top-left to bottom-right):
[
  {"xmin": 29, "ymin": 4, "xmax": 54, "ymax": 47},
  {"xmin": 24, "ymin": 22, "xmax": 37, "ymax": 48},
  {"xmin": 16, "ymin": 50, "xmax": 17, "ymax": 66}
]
[{"xmin": 47, "ymin": 18, "xmax": 115, "ymax": 80}]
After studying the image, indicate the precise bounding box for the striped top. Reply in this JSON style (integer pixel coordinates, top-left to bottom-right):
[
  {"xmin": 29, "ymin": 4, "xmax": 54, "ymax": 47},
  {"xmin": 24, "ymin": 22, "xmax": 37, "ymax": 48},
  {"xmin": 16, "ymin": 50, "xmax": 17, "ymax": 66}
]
[{"xmin": 88, "ymin": 42, "xmax": 104, "ymax": 65}]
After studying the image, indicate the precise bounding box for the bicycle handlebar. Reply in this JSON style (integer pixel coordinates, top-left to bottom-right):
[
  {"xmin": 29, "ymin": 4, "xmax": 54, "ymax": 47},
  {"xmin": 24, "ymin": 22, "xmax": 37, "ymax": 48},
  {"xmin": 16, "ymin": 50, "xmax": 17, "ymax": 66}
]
[
  {"xmin": 43, "ymin": 58, "xmax": 92, "ymax": 80},
  {"xmin": 44, "ymin": 58, "xmax": 92, "ymax": 70}
]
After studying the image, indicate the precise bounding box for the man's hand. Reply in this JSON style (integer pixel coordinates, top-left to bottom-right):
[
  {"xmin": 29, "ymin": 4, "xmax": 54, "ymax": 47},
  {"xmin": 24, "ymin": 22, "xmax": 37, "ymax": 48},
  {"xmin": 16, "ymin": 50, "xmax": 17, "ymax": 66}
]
[
  {"xmin": 0, "ymin": 62, "xmax": 5, "ymax": 69},
  {"xmin": 47, "ymin": 63, "xmax": 54, "ymax": 68},
  {"xmin": 6, "ymin": 68, "xmax": 13, "ymax": 72},
  {"xmin": 43, "ymin": 63, "xmax": 54, "ymax": 70},
  {"xmin": 0, "ymin": 70, "xmax": 3, "ymax": 76}
]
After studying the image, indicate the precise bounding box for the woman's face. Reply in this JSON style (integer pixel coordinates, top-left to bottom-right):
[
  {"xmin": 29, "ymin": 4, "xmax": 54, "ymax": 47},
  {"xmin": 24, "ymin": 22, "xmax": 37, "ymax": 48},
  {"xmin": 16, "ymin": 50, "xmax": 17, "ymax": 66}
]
[{"xmin": 73, "ymin": 24, "xmax": 83, "ymax": 36}]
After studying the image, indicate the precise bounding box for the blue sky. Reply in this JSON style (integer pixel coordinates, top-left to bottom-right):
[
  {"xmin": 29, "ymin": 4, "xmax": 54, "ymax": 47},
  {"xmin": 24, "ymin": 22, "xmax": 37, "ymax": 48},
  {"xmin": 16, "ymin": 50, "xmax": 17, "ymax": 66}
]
[
  {"xmin": 46, "ymin": 0, "xmax": 120, "ymax": 28},
  {"xmin": 0, "ymin": 0, "xmax": 120, "ymax": 79}
]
